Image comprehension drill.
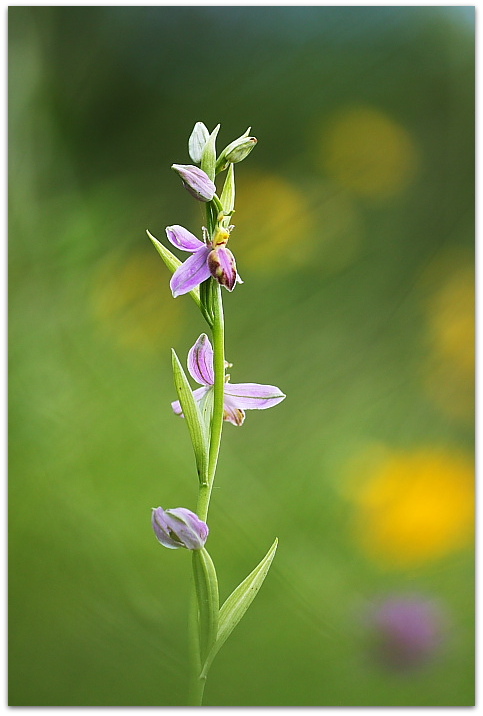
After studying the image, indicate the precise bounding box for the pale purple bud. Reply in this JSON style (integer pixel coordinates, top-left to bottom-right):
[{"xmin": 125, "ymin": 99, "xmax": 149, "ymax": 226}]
[
  {"xmin": 152, "ymin": 507, "xmax": 209, "ymax": 550},
  {"xmin": 171, "ymin": 164, "xmax": 216, "ymax": 202},
  {"xmin": 367, "ymin": 595, "xmax": 447, "ymax": 670},
  {"xmin": 207, "ymin": 246, "xmax": 237, "ymax": 291}
]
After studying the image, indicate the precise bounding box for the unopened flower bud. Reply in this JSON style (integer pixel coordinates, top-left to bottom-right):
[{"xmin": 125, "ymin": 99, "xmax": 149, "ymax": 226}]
[
  {"xmin": 188, "ymin": 122, "xmax": 210, "ymax": 164},
  {"xmin": 208, "ymin": 246, "xmax": 237, "ymax": 291},
  {"xmin": 171, "ymin": 164, "xmax": 216, "ymax": 202},
  {"xmin": 152, "ymin": 507, "xmax": 209, "ymax": 550},
  {"xmin": 217, "ymin": 135, "xmax": 257, "ymax": 172}
]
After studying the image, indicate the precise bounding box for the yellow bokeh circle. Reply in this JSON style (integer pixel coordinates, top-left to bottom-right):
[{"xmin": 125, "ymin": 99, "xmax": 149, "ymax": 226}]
[
  {"xmin": 90, "ymin": 249, "xmax": 183, "ymax": 354},
  {"xmin": 232, "ymin": 171, "xmax": 313, "ymax": 273},
  {"xmin": 349, "ymin": 447, "xmax": 474, "ymax": 568},
  {"xmin": 320, "ymin": 106, "xmax": 419, "ymax": 199}
]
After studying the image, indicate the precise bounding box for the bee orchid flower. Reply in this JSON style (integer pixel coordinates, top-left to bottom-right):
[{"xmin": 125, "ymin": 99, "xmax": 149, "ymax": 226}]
[
  {"xmin": 172, "ymin": 333, "xmax": 286, "ymax": 426},
  {"xmin": 166, "ymin": 224, "xmax": 241, "ymax": 297}
]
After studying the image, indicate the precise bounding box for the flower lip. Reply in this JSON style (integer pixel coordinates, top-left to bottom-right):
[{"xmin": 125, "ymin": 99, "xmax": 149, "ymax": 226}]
[
  {"xmin": 208, "ymin": 246, "xmax": 237, "ymax": 291},
  {"xmin": 166, "ymin": 225, "xmax": 206, "ymax": 252}
]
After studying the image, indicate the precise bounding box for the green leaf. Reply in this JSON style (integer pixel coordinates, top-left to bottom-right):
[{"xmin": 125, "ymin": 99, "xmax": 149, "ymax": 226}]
[
  {"xmin": 146, "ymin": 230, "xmax": 201, "ymax": 310},
  {"xmin": 220, "ymin": 164, "xmax": 235, "ymax": 216},
  {"xmin": 200, "ymin": 538, "xmax": 278, "ymax": 678},
  {"xmin": 200, "ymin": 124, "xmax": 220, "ymax": 181},
  {"xmin": 192, "ymin": 548, "xmax": 219, "ymax": 664},
  {"xmin": 171, "ymin": 349, "xmax": 209, "ymax": 484}
]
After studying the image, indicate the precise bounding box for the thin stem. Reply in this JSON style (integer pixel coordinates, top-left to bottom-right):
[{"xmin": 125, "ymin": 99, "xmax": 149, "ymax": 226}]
[
  {"xmin": 189, "ymin": 280, "xmax": 225, "ymax": 705},
  {"xmin": 188, "ymin": 669, "xmax": 206, "ymax": 707},
  {"xmin": 188, "ymin": 583, "xmax": 205, "ymax": 705},
  {"xmin": 197, "ymin": 281, "xmax": 224, "ymax": 522}
]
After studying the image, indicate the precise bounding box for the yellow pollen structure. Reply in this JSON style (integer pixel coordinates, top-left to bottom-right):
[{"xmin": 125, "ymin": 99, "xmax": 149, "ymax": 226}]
[{"xmin": 213, "ymin": 228, "xmax": 230, "ymax": 247}]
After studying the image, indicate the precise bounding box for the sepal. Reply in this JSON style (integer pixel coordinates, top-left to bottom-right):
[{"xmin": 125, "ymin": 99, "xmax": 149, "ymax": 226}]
[{"xmin": 146, "ymin": 230, "xmax": 203, "ymax": 311}]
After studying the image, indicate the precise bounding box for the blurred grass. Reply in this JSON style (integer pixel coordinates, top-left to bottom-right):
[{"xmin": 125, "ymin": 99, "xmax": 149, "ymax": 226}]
[{"xmin": 9, "ymin": 6, "xmax": 474, "ymax": 706}]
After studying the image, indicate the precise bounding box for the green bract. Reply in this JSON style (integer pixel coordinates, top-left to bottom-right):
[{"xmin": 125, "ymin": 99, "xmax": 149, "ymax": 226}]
[{"xmin": 171, "ymin": 349, "xmax": 209, "ymax": 485}]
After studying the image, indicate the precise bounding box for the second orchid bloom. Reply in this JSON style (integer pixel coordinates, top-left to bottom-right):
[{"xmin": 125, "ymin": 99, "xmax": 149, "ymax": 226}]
[{"xmin": 172, "ymin": 333, "xmax": 286, "ymax": 426}]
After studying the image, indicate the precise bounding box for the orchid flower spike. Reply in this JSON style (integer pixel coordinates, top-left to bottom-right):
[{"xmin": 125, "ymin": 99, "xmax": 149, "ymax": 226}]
[
  {"xmin": 172, "ymin": 334, "xmax": 286, "ymax": 426},
  {"xmin": 166, "ymin": 224, "xmax": 241, "ymax": 297},
  {"xmin": 152, "ymin": 507, "xmax": 209, "ymax": 550}
]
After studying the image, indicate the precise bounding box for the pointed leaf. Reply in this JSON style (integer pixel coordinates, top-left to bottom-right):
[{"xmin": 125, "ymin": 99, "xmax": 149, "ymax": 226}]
[
  {"xmin": 201, "ymin": 538, "xmax": 278, "ymax": 678},
  {"xmin": 146, "ymin": 230, "xmax": 201, "ymax": 310},
  {"xmin": 192, "ymin": 548, "xmax": 219, "ymax": 664},
  {"xmin": 171, "ymin": 349, "xmax": 209, "ymax": 484},
  {"xmin": 201, "ymin": 124, "xmax": 220, "ymax": 181}
]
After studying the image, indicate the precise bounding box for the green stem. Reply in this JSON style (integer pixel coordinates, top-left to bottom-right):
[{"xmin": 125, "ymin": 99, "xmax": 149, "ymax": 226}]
[
  {"xmin": 197, "ymin": 281, "xmax": 225, "ymax": 522},
  {"xmin": 188, "ymin": 582, "xmax": 205, "ymax": 706},
  {"xmin": 189, "ymin": 280, "xmax": 225, "ymax": 705},
  {"xmin": 188, "ymin": 669, "xmax": 206, "ymax": 707}
]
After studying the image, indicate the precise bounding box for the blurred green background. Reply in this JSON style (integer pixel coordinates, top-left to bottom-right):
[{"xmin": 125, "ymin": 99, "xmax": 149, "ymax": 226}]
[{"xmin": 9, "ymin": 6, "xmax": 474, "ymax": 706}]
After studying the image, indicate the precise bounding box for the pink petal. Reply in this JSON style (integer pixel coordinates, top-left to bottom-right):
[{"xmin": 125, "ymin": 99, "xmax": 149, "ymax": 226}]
[
  {"xmin": 188, "ymin": 334, "xmax": 214, "ymax": 386},
  {"xmin": 170, "ymin": 247, "xmax": 211, "ymax": 297},
  {"xmin": 224, "ymin": 383, "xmax": 286, "ymax": 410},
  {"xmin": 165, "ymin": 225, "xmax": 205, "ymax": 252},
  {"xmin": 172, "ymin": 386, "xmax": 210, "ymax": 416}
]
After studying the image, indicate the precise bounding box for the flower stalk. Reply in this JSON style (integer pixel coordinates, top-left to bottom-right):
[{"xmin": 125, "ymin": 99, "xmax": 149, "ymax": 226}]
[
  {"xmin": 189, "ymin": 236, "xmax": 225, "ymax": 707},
  {"xmin": 148, "ymin": 122, "xmax": 285, "ymax": 705}
]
